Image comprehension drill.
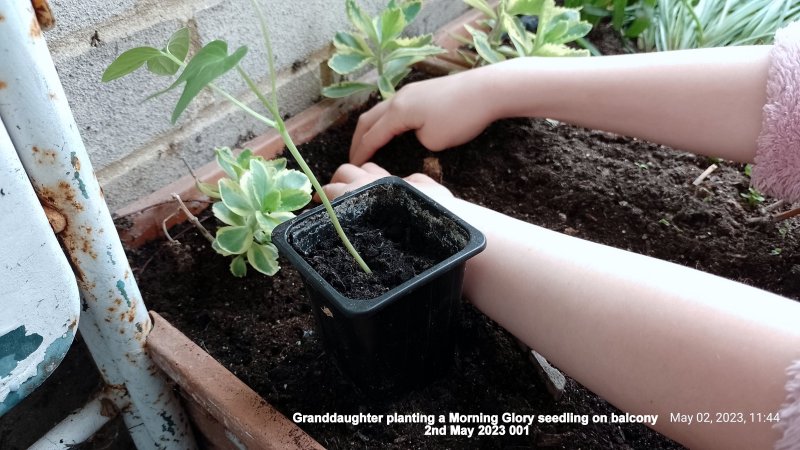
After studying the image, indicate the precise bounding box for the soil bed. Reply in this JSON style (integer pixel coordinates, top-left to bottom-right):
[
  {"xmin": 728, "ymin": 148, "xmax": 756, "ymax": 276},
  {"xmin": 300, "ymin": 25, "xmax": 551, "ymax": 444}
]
[{"xmin": 127, "ymin": 83, "xmax": 799, "ymax": 448}]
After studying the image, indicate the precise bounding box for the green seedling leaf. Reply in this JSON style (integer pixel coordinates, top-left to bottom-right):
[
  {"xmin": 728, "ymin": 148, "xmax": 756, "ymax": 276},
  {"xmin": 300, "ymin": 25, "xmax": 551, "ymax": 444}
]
[
  {"xmin": 380, "ymin": 7, "xmax": 406, "ymax": 46},
  {"xmin": 212, "ymin": 239, "xmax": 235, "ymax": 257},
  {"xmin": 328, "ymin": 52, "xmax": 371, "ymax": 74},
  {"xmin": 503, "ymin": 15, "xmax": 533, "ymax": 55},
  {"xmin": 388, "ymin": 67, "xmax": 412, "ymax": 87},
  {"xmin": 264, "ymin": 157, "xmax": 287, "ymax": 172},
  {"xmin": 215, "ymin": 147, "xmax": 244, "ymax": 180},
  {"xmin": 230, "ymin": 254, "xmax": 247, "ymax": 277},
  {"xmin": 249, "ymin": 159, "xmax": 275, "ymax": 209},
  {"xmin": 322, "ymin": 81, "xmax": 376, "ymax": 98},
  {"xmin": 236, "ymin": 148, "xmax": 254, "ymax": 167},
  {"xmin": 400, "ymin": 0, "xmax": 422, "ymax": 23},
  {"xmin": 346, "ymin": 0, "xmax": 380, "ymax": 44},
  {"xmin": 385, "ymin": 45, "xmax": 446, "ymax": 61},
  {"xmin": 147, "ymin": 27, "xmax": 191, "ymax": 76},
  {"xmin": 389, "ymin": 0, "xmax": 422, "ymax": 23},
  {"xmin": 535, "ymin": 43, "xmax": 589, "ymax": 56},
  {"xmin": 624, "ymin": 16, "xmax": 651, "ymax": 39},
  {"xmin": 275, "ymin": 171, "xmax": 312, "ymax": 211},
  {"xmin": 611, "ymin": 0, "xmax": 626, "ymax": 31},
  {"xmin": 466, "ymin": 25, "xmax": 506, "ymax": 63},
  {"xmin": 102, "ymin": 46, "xmax": 162, "ymax": 82},
  {"xmin": 464, "ymin": 0, "xmax": 498, "ymax": 19},
  {"xmin": 219, "ymin": 178, "xmax": 253, "ymax": 216},
  {"xmin": 247, "ymin": 243, "xmax": 280, "ymax": 276},
  {"xmin": 256, "ymin": 211, "xmax": 294, "ymax": 235},
  {"xmin": 239, "ymin": 171, "xmax": 263, "ymax": 211},
  {"xmin": 197, "ymin": 181, "xmax": 221, "ymax": 199},
  {"xmin": 216, "ymin": 225, "xmax": 253, "ymax": 254},
  {"xmin": 263, "ymin": 190, "xmax": 282, "ymax": 213},
  {"xmin": 506, "ymin": 0, "xmax": 546, "ymax": 16},
  {"xmin": 213, "ymin": 202, "xmax": 245, "ymax": 226},
  {"xmin": 162, "ymin": 40, "xmax": 248, "ymax": 123},
  {"xmin": 333, "ymin": 31, "xmax": 372, "ymax": 55},
  {"xmin": 377, "ymin": 74, "xmax": 395, "ymax": 99},
  {"xmin": 389, "ymin": 34, "xmax": 434, "ymax": 51}
]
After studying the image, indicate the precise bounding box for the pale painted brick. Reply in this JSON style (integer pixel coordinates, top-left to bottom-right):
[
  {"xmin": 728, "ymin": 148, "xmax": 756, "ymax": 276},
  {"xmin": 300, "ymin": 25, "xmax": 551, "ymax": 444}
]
[
  {"xmin": 44, "ymin": 0, "xmax": 137, "ymax": 41},
  {"xmin": 53, "ymin": 19, "xmax": 213, "ymax": 170}
]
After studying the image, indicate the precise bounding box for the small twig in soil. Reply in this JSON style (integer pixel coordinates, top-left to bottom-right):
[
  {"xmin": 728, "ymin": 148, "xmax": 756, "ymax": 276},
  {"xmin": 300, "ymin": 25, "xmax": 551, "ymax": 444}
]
[
  {"xmin": 765, "ymin": 200, "xmax": 786, "ymax": 213},
  {"xmin": 162, "ymin": 211, "xmax": 178, "ymax": 243},
  {"xmin": 172, "ymin": 193, "xmax": 215, "ymax": 243},
  {"xmin": 692, "ymin": 164, "xmax": 718, "ymax": 186},
  {"xmin": 745, "ymin": 204, "xmax": 800, "ymax": 224},
  {"xmin": 113, "ymin": 198, "xmax": 213, "ymax": 219}
]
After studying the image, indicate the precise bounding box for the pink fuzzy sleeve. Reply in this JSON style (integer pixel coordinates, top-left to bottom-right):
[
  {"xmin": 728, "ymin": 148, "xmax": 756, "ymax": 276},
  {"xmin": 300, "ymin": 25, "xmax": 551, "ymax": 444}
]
[
  {"xmin": 776, "ymin": 360, "xmax": 800, "ymax": 450},
  {"xmin": 752, "ymin": 21, "xmax": 800, "ymax": 202}
]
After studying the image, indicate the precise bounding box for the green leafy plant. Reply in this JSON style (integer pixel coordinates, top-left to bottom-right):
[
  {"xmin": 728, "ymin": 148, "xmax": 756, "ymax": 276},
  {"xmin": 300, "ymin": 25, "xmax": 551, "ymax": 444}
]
[
  {"xmin": 743, "ymin": 163, "xmax": 753, "ymax": 178},
  {"xmin": 194, "ymin": 148, "xmax": 311, "ymax": 277},
  {"xmin": 322, "ymin": 0, "xmax": 445, "ymax": 100},
  {"xmin": 639, "ymin": 0, "xmax": 800, "ymax": 51},
  {"xmin": 740, "ymin": 187, "xmax": 766, "ymax": 206},
  {"xmin": 563, "ymin": 0, "xmax": 655, "ymax": 42},
  {"xmin": 103, "ymin": 2, "xmax": 372, "ymax": 275},
  {"xmin": 462, "ymin": 0, "xmax": 592, "ymax": 65}
]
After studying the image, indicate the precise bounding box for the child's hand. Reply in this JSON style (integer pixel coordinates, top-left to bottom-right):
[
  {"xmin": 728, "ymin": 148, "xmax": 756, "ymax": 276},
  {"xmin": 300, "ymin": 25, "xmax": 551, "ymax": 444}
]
[
  {"xmin": 349, "ymin": 69, "xmax": 497, "ymax": 165},
  {"xmin": 321, "ymin": 162, "xmax": 452, "ymax": 202}
]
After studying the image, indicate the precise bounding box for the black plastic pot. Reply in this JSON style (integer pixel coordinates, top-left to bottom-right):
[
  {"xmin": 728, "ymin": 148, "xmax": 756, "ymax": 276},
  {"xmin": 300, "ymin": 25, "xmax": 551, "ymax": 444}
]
[{"xmin": 272, "ymin": 177, "xmax": 486, "ymax": 394}]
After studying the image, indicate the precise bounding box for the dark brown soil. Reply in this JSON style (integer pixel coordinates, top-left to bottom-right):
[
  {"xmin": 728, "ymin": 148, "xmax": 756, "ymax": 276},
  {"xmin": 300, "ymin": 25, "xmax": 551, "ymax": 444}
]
[
  {"xmin": 289, "ymin": 183, "xmax": 467, "ymax": 299},
  {"xmin": 122, "ymin": 94, "xmax": 799, "ymax": 449}
]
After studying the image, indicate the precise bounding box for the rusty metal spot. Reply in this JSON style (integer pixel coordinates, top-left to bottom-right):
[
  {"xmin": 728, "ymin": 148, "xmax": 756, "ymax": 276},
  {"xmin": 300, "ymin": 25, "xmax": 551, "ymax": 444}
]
[
  {"xmin": 32, "ymin": 146, "xmax": 58, "ymax": 165},
  {"xmin": 0, "ymin": 81, "xmax": 7, "ymax": 90},
  {"xmin": 36, "ymin": 181, "xmax": 84, "ymax": 212},
  {"xmin": 99, "ymin": 397, "xmax": 117, "ymax": 418},
  {"xmin": 31, "ymin": 0, "xmax": 55, "ymax": 31},
  {"xmin": 0, "ymin": 14, "xmax": 5, "ymax": 22},
  {"xmin": 30, "ymin": 15, "xmax": 41, "ymax": 38},
  {"xmin": 42, "ymin": 204, "xmax": 66, "ymax": 233}
]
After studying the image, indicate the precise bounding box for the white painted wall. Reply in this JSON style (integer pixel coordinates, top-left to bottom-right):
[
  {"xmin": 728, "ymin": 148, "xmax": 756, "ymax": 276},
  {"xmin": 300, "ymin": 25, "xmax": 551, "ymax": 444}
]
[{"xmin": 43, "ymin": 0, "xmax": 468, "ymax": 210}]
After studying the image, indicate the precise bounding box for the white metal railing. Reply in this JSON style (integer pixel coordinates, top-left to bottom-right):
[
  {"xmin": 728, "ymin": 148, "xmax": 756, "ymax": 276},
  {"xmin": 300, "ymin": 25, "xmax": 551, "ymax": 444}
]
[{"xmin": 0, "ymin": 2, "xmax": 196, "ymax": 448}]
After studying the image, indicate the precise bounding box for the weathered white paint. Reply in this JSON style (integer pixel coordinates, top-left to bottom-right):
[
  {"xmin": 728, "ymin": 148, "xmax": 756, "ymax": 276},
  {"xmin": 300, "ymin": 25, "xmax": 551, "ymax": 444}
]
[
  {"xmin": 29, "ymin": 385, "xmax": 129, "ymax": 450},
  {"xmin": 0, "ymin": 2, "xmax": 196, "ymax": 448},
  {"xmin": 0, "ymin": 117, "xmax": 80, "ymax": 415}
]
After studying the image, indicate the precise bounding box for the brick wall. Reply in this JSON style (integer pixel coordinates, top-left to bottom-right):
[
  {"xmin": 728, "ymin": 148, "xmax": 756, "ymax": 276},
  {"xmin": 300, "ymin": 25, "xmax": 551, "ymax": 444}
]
[{"xmin": 43, "ymin": 0, "xmax": 468, "ymax": 210}]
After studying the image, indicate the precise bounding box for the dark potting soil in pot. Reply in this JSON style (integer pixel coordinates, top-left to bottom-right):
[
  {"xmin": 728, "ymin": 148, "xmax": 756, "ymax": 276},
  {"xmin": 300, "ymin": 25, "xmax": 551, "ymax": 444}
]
[{"xmin": 293, "ymin": 184, "xmax": 467, "ymax": 299}]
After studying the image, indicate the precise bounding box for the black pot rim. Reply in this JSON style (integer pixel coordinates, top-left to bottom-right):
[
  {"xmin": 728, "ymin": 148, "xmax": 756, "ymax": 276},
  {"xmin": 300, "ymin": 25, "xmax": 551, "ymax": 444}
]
[{"xmin": 272, "ymin": 176, "xmax": 486, "ymax": 317}]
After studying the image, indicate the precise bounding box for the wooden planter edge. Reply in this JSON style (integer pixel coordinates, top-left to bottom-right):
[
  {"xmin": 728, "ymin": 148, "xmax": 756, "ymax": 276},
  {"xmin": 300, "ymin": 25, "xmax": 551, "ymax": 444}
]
[{"xmin": 147, "ymin": 312, "xmax": 324, "ymax": 450}]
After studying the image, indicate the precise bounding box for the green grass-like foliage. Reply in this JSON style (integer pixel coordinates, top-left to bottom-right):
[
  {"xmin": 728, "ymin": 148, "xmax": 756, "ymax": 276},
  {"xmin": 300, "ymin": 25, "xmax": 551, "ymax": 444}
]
[
  {"xmin": 563, "ymin": 0, "xmax": 655, "ymax": 41},
  {"xmin": 197, "ymin": 148, "xmax": 311, "ymax": 277},
  {"xmin": 463, "ymin": 0, "xmax": 592, "ymax": 65},
  {"xmin": 740, "ymin": 187, "xmax": 766, "ymax": 207},
  {"xmin": 640, "ymin": 0, "xmax": 800, "ymax": 51},
  {"xmin": 322, "ymin": 0, "xmax": 445, "ymax": 100}
]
